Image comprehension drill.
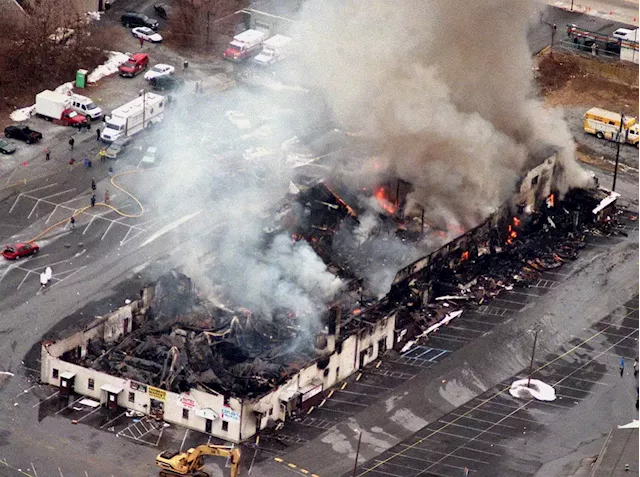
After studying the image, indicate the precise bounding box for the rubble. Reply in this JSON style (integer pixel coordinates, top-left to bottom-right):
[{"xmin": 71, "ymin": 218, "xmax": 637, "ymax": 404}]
[{"xmin": 57, "ymin": 173, "xmax": 622, "ymax": 402}]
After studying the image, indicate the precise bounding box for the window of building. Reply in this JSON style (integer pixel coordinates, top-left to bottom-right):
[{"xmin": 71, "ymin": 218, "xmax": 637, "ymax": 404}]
[
  {"xmin": 88, "ymin": 378, "xmax": 94, "ymax": 390},
  {"xmin": 223, "ymin": 395, "xmax": 230, "ymax": 406},
  {"xmin": 52, "ymin": 368, "xmax": 59, "ymax": 379},
  {"xmin": 531, "ymin": 175, "xmax": 539, "ymax": 186},
  {"xmin": 336, "ymin": 367, "xmax": 340, "ymax": 379},
  {"xmin": 128, "ymin": 392, "xmax": 135, "ymax": 403},
  {"xmin": 269, "ymin": 407, "xmax": 273, "ymax": 416},
  {"xmin": 222, "ymin": 421, "xmax": 229, "ymax": 432},
  {"xmin": 182, "ymin": 408, "xmax": 189, "ymax": 419},
  {"xmin": 323, "ymin": 368, "xmax": 330, "ymax": 377}
]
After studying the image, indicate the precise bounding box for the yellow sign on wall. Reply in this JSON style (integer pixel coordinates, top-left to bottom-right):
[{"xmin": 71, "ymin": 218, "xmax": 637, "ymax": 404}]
[{"xmin": 148, "ymin": 386, "xmax": 167, "ymax": 401}]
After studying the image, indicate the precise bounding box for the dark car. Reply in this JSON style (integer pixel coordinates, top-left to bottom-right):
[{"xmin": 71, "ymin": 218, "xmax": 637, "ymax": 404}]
[
  {"xmin": 153, "ymin": 3, "xmax": 172, "ymax": 19},
  {"xmin": 2, "ymin": 242, "xmax": 39, "ymax": 260},
  {"xmin": 0, "ymin": 139, "xmax": 17, "ymax": 154},
  {"xmin": 4, "ymin": 125, "xmax": 42, "ymax": 144},
  {"xmin": 121, "ymin": 12, "xmax": 159, "ymax": 30},
  {"xmin": 150, "ymin": 75, "xmax": 184, "ymax": 92}
]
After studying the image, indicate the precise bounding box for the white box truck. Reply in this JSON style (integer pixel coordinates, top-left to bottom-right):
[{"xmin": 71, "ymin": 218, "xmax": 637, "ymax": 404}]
[
  {"xmin": 35, "ymin": 90, "xmax": 88, "ymax": 127},
  {"xmin": 253, "ymin": 35, "xmax": 293, "ymax": 65},
  {"xmin": 101, "ymin": 93, "xmax": 165, "ymax": 142}
]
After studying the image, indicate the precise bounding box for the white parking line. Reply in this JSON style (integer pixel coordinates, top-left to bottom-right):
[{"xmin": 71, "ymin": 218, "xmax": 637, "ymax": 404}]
[
  {"xmin": 31, "ymin": 463, "xmax": 38, "ymax": 477},
  {"xmin": 76, "ymin": 405, "xmax": 102, "ymax": 422},
  {"xmin": 9, "ymin": 183, "xmax": 58, "ymax": 213},
  {"xmin": 82, "ymin": 215, "xmax": 96, "ymax": 235},
  {"xmin": 32, "ymin": 390, "xmax": 59, "ymax": 407},
  {"xmin": 55, "ymin": 396, "xmax": 84, "ymax": 415},
  {"xmin": 101, "ymin": 222, "xmax": 115, "ymax": 240},
  {"xmin": 27, "ymin": 189, "xmax": 76, "ymax": 219}
]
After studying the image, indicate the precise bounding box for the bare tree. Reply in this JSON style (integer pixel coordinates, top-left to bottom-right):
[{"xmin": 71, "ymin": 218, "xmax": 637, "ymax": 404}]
[
  {"xmin": 0, "ymin": 0, "xmax": 107, "ymax": 112},
  {"xmin": 167, "ymin": 0, "xmax": 248, "ymax": 51}
]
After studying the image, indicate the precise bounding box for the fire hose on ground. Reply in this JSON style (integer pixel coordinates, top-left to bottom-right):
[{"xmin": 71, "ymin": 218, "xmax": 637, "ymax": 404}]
[{"xmin": 28, "ymin": 170, "xmax": 144, "ymax": 243}]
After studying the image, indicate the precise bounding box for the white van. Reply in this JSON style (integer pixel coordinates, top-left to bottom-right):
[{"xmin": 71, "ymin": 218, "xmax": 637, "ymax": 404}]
[
  {"xmin": 70, "ymin": 94, "xmax": 103, "ymax": 120},
  {"xmin": 253, "ymin": 35, "xmax": 293, "ymax": 66},
  {"xmin": 613, "ymin": 28, "xmax": 637, "ymax": 42}
]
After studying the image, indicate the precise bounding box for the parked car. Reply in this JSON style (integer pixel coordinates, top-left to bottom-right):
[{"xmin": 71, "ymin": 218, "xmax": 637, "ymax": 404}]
[
  {"xmin": 150, "ymin": 75, "xmax": 184, "ymax": 91},
  {"xmin": 144, "ymin": 63, "xmax": 175, "ymax": 81},
  {"xmin": 153, "ymin": 3, "xmax": 172, "ymax": 19},
  {"xmin": 132, "ymin": 27, "xmax": 163, "ymax": 43},
  {"xmin": 4, "ymin": 126, "xmax": 42, "ymax": 144},
  {"xmin": 121, "ymin": 12, "xmax": 159, "ymax": 30},
  {"xmin": 119, "ymin": 53, "xmax": 149, "ymax": 77},
  {"xmin": 0, "ymin": 139, "xmax": 17, "ymax": 154},
  {"xmin": 224, "ymin": 110, "xmax": 252, "ymax": 130},
  {"xmin": 141, "ymin": 146, "xmax": 158, "ymax": 167},
  {"xmin": 2, "ymin": 242, "xmax": 39, "ymax": 260},
  {"xmin": 104, "ymin": 136, "xmax": 133, "ymax": 159}
]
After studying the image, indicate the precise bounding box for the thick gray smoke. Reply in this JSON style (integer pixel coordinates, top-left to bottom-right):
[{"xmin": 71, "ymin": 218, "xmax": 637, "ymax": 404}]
[{"xmin": 291, "ymin": 0, "xmax": 591, "ymax": 230}]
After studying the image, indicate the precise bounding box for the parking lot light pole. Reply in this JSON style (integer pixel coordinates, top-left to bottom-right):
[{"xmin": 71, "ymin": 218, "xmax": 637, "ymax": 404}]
[
  {"xmin": 353, "ymin": 430, "xmax": 362, "ymax": 477},
  {"xmin": 612, "ymin": 112, "xmax": 625, "ymax": 192},
  {"xmin": 527, "ymin": 330, "xmax": 539, "ymax": 388}
]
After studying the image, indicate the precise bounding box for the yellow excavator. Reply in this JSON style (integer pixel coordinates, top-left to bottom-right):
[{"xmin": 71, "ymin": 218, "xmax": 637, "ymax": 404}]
[{"xmin": 156, "ymin": 444, "xmax": 241, "ymax": 477}]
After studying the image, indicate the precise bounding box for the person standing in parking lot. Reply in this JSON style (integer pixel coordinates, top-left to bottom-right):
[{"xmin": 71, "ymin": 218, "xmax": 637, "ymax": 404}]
[
  {"xmin": 139, "ymin": 36, "xmax": 145, "ymax": 48},
  {"xmin": 96, "ymin": 128, "xmax": 101, "ymax": 141},
  {"xmin": 45, "ymin": 148, "xmax": 50, "ymax": 161},
  {"xmin": 69, "ymin": 137, "xmax": 74, "ymax": 150}
]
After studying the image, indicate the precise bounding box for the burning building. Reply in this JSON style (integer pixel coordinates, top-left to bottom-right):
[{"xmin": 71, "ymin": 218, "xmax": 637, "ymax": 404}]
[{"xmin": 39, "ymin": 144, "xmax": 621, "ymax": 443}]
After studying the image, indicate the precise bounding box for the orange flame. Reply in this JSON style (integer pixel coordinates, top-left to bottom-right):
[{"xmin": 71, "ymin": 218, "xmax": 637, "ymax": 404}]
[
  {"xmin": 513, "ymin": 216, "xmax": 521, "ymax": 227},
  {"xmin": 461, "ymin": 251, "xmax": 470, "ymax": 261},
  {"xmin": 353, "ymin": 308, "xmax": 361, "ymax": 316},
  {"xmin": 548, "ymin": 193, "xmax": 555, "ymax": 207},
  {"xmin": 375, "ymin": 187, "xmax": 397, "ymax": 215}
]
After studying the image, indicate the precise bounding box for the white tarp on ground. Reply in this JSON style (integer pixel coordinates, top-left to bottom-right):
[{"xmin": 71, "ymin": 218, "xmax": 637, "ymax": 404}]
[
  {"xmin": 87, "ymin": 51, "xmax": 130, "ymax": 83},
  {"xmin": 509, "ymin": 378, "xmax": 556, "ymax": 401}
]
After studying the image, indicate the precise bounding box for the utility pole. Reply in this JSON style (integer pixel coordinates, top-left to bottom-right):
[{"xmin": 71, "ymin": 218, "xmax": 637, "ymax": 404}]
[
  {"xmin": 570, "ymin": 0, "xmax": 574, "ymax": 10},
  {"xmin": 612, "ymin": 111, "xmax": 625, "ymax": 192},
  {"xmin": 527, "ymin": 330, "xmax": 539, "ymax": 388},
  {"xmin": 206, "ymin": 11, "xmax": 211, "ymax": 46},
  {"xmin": 140, "ymin": 89, "xmax": 146, "ymax": 129},
  {"xmin": 352, "ymin": 430, "xmax": 362, "ymax": 477}
]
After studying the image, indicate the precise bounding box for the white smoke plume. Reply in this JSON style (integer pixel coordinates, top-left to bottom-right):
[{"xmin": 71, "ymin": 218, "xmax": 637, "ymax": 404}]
[{"xmin": 290, "ymin": 0, "xmax": 591, "ymax": 229}]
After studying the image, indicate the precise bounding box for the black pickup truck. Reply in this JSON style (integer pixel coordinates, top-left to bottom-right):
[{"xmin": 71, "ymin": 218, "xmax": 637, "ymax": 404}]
[{"xmin": 4, "ymin": 125, "xmax": 43, "ymax": 144}]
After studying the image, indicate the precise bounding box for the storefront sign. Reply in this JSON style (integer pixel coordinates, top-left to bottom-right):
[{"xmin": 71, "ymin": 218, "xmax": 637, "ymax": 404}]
[
  {"xmin": 302, "ymin": 384, "xmax": 323, "ymax": 402},
  {"xmin": 221, "ymin": 407, "xmax": 240, "ymax": 422},
  {"xmin": 130, "ymin": 381, "xmax": 147, "ymax": 393},
  {"xmin": 148, "ymin": 386, "xmax": 166, "ymax": 401},
  {"xmin": 196, "ymin": 408, "xmax": 218, "ymax": 420},
  {"xmin": 178, "ymin": 394, "xmax": 197, "ymax": 409}
]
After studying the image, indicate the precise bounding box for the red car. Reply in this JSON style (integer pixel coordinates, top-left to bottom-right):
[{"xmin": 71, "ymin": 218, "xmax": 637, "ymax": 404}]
[
  {"xmin": 119, "ymin": 53, "xmax": 149, "ymax": 78},
  {"xmin": 2, "ymin": 242, "xmax": 40, "ymax": 260}
]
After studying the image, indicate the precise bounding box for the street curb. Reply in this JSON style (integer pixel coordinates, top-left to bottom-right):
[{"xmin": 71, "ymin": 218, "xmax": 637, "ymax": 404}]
[{"xmin": 589, "ymin": 429, "xmax": 613, "ymax": 477}]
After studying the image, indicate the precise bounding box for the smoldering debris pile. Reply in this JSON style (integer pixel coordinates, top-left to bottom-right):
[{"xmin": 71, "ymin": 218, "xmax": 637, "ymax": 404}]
[
  {"xmin": 385, "ymin": 188, "xmax": 626, "ymax": 333},
  {"xmin": 80, "ymin": 272, "xmax": 320, "ymax": 398}
]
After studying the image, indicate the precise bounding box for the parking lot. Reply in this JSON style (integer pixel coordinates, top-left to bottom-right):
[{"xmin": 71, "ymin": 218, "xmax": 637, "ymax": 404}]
[{"xmin": 349, "ymin": 292, "xmax": 639, "ymax": 477}]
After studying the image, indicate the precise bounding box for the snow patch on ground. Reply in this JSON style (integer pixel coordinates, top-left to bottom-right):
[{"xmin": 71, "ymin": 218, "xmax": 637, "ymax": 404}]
[
  {"xmin": 86, "ymin": 11, "xmax": 102, "ymax": 21},
  {"xmin": 87, "ymin": 51, "xmax": 129, "ymax": 83},
  {"xmin": 10, "ymin": 106, "xmax": 35, "ymax": 122},
  {"xmin": 389, "ymin": 408, "xmax": 428, "ymax": 433},
  {"xmin": 55, "ymin": 82, "xmax": 75, "ymax": 95},
  {"xmin": 509, "ymin": 378, "xmax": 556, "ymax": 401}
]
